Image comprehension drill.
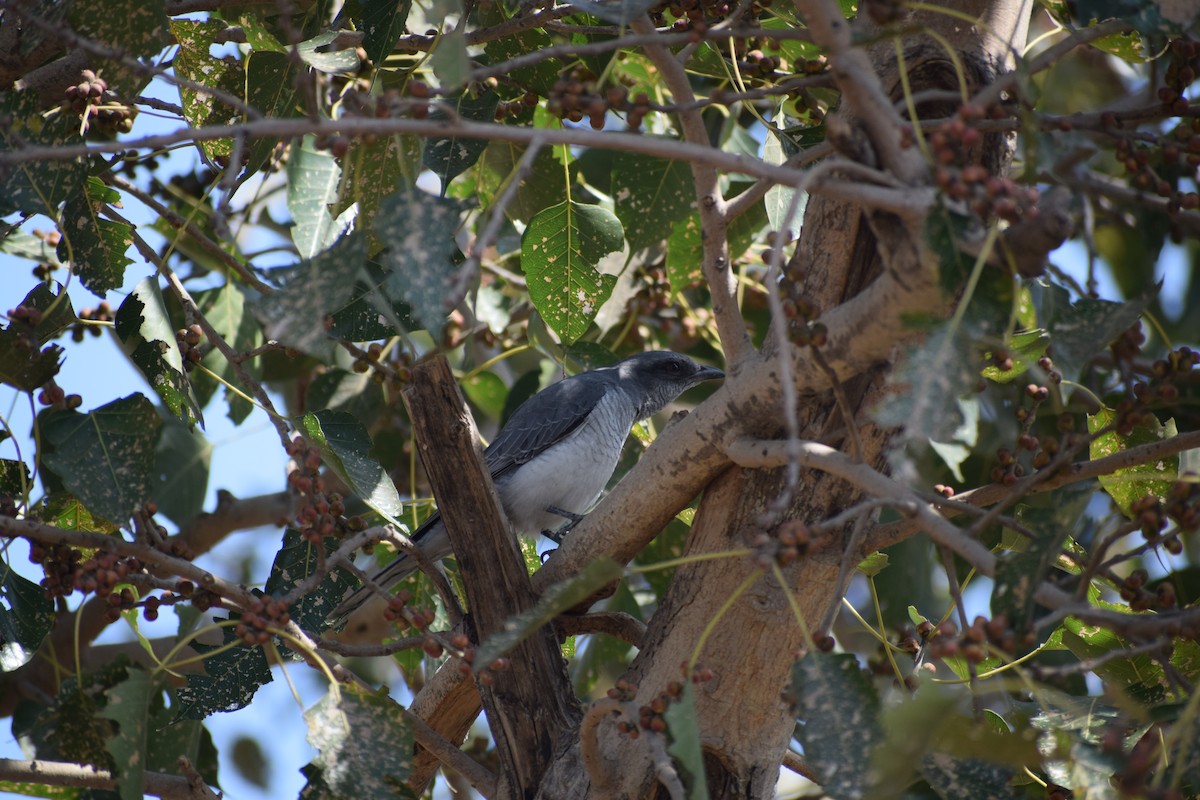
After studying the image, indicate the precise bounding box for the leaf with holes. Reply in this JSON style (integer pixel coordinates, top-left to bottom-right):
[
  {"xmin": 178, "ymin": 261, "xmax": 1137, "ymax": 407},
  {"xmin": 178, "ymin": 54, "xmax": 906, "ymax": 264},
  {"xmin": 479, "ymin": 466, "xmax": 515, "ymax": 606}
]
[
  {"xmin": 40, "ymin": 394, "xmax": 162, "ymax": 525},
  {"xmin": 522, "ymin": 201, "xmax": 623, "ymax": 344},
  {"xmin": 58, "ymin": 179, "xmax": 134, "ymax": 297},
  {"xmin": 612, "ymin": 152, "xmax": 694, "ymax": 253},
  {"xmin": 302, "ymin": 684, "xmax": 414, "ymax": 796},
  {"xmin": 791, "ymin": 652, "xmax": 883, "ymax": 800},
  {"xmin": 372, "ymin": 191, "xmax": 470, "ymax": 338},
  {"xmin": 115, "ymin": 277, "xmax": 203, "ymax": 427},
  {"xmin": 1088, "ymin": 407, "xmax": 1179, "ymax": 517},
  {"xmin": 170, "ymin": 20, "xmax": 245, "ymax": 163}
]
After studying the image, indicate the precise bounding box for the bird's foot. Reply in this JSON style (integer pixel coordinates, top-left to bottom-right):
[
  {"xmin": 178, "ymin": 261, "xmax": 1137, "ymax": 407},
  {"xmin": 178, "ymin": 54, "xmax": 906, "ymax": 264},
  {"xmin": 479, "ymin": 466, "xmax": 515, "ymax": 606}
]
[{"xmin": 542, "ymin": 506, "xmax": 584, "ymax": 544}]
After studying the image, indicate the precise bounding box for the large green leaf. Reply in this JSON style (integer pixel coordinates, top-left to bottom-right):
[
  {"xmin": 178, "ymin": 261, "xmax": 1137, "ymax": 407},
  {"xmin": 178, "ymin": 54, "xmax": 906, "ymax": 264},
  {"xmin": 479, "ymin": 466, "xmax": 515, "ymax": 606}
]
[
  {"xmin": 68, "ymin": 0, "xmax": 167, "ymax": 96},
  {"xmin": 0, "ymin": 89, "xmax": 87, "ymax": 216},
  {"xmin": 256, "ymin": 232, "xmax": 369, "ymax": 357},
  {"xmin": 115, "ymin": 277, "xmax": 203, "ymax": 427},
  {"xmin": 41, "ymin": 394, "xmax": 163, "ymax": 525},
  {"xmin": 195, "ymin": 281, "xmax": 263, "ymax": 424},
  {"xmin": 176, "ymin": 623, "xmax": 272, "ymax": 720},
  {"xmin": 302, "ymin": 685, "xmax": 414, "ymax": 796},
  {"xmin": 153, "ymin": 414, "xmax": 212, "ymax": 527},
  {"xmin": 1088, "ymin": 407, "xmax": 1179, "ymax": 516},
  {"xmin": 0, "ymin": 283, "xmax": 72, "ymax": 392},
  {"xmin": 98, "ymin": 667, "xmax": 157, "ymax": 800},
  {"xmin": 612, "ymin": 152, "xmax": 695, "ymax": 253},
  {"xmin": 360, "ymin": 0, "xmax": 414, "ymax": 65},
  {"xmin": 57, "ymin": 178, "xmax": 133, "ymax": 299},
  {"xmin": 170, "ymin": 20, "xmax": 245, "ymax": 164},
  {"xmin": 791, "ymin": 652, "xmax": 883, "ymax": 800},
  {"xmin": 298, "ymin": 410, "xmax": 404, "ymax": 522},
  {"xmin": 264, "ymin": 529, "xmax": 355, "ymax": 636},
  {"xmin": 423, "ymin": 92, "xmax": 500, "ymax": 189},
  {"xmin": 287, "ymin": 138, "xmax": 355, "ymax": 259},
  {"xmin": 1040, "ymin": 283, "xmax": 1154, "ymax": 383},
  {"xmin": 522, "ymin": 201, "xmax": 623, "ymax": 344},
  {"xmin": 245, "ymin": 50, "xmax": 299, "ymax": 174},
  {"xmin": 372, "ymin": 191, "xmax": 470, "ymax": 338},
  {"xmin": 0, "ymin": 569, "xmax": 54, "ymax": 672},
  {"xmin": 475, "ymin": 142, "xmax": 566, "ymax": 224},
  {"xmin": 665, "ymin": 198, "xmax": 767, "ymax": 294}
]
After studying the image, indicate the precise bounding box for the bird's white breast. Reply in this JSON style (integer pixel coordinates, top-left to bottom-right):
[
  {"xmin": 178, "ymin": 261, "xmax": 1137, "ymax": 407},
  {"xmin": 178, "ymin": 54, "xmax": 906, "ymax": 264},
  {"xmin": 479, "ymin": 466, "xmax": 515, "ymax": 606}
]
[{"xmin": 495, "ymin": 389, "xmax": 634, "ymax": 534}]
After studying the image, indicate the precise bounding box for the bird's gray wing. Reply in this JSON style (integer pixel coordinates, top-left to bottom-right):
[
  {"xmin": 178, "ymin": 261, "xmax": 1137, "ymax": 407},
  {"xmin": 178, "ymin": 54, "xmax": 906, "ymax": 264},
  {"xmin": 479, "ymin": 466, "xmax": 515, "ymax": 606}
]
[{"xmin": 483, "ymin": 373, "xmax": 611, "ymax": 479}]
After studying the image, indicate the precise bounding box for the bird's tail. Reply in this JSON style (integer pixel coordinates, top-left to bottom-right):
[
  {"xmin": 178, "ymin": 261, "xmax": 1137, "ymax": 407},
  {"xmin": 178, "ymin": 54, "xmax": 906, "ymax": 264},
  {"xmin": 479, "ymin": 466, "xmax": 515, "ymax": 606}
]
[{"xmin": 330, "ymin": 514, "xmax": 452, "ymax": 622}]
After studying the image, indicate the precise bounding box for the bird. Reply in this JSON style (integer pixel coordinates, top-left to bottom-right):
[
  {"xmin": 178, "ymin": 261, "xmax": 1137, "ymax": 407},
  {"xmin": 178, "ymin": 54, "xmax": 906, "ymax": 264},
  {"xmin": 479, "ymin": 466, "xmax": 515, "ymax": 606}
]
[{"xmin": 333, "ymin": 350, "xmax": 724, "ymax": 620}]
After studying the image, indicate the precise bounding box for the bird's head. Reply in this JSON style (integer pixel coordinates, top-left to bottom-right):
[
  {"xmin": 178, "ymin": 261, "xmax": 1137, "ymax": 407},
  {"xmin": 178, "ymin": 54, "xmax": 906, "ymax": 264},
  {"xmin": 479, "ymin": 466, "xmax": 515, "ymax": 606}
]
[{"xmin": 616, "ymin": 350, "xmax": 725, "ymax": 420}]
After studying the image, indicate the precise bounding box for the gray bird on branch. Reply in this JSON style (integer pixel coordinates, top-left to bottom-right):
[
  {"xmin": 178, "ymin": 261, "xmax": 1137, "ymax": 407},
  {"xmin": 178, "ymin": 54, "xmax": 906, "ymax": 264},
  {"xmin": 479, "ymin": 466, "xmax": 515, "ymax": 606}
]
[{"xmin": 334, "ymin": 350, "xmax": 724, "ymax": 619}]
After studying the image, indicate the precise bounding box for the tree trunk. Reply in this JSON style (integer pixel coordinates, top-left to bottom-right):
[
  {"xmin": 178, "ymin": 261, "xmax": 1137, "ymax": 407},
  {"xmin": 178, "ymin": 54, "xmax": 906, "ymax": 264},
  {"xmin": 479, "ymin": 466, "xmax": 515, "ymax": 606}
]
[{"xmin": 537, "ymin": 2, "xmax": 1032, "ymax": 797}]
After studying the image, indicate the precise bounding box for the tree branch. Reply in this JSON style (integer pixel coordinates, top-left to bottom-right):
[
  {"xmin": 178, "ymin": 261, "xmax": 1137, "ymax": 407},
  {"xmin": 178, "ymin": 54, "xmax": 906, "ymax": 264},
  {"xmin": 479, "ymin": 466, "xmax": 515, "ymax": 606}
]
[{"xmin": 0, "ymin": 758, "xmax": 218, "ymax": 800}]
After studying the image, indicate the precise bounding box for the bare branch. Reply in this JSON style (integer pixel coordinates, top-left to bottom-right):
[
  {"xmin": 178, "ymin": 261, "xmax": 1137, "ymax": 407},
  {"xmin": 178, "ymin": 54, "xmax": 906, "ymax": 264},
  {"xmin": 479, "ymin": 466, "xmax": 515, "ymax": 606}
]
[{"xmin": 0, "ymin": 759, "xmax": 219, "ymax": 800}]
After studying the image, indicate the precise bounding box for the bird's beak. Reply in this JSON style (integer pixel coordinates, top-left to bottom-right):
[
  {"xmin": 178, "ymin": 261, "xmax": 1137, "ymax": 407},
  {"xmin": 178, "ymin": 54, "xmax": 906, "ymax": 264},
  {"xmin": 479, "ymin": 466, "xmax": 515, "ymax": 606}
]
[{"xmin": 695, "ymin": 365, "xmax": 725, "ymax": 383}]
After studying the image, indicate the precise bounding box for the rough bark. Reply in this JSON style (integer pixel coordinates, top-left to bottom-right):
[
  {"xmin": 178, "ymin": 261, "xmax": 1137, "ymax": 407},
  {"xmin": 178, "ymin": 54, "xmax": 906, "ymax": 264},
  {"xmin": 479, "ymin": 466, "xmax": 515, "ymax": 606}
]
[
  {"xmin": 404, "ymin": 358, "xmax": 581, "ymax": 798},
  {"xmin": 534, "ymin": 2, "xmax": 1033, "ymax": 798}
]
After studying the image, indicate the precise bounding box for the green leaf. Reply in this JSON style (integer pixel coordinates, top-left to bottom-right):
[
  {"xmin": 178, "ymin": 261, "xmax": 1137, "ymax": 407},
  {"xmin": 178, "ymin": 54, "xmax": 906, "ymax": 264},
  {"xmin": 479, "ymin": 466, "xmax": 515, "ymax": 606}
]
[
  {"xmin": 473, "ymin": 558, "xmax": 623, "ymax": 669},
  {"xmin": 612, "ymin": 152, "xmax": 695, "ymax": 253},
  {"xmin": 36, "ymin": 493, "xmax": 120, "ymax": 534},
  {"xmin": 791, "ymin": 652, "xmax": 883, "ymax": 800},
  {"xmin": 920, "ymin": 751, "xmax": 1017, "ymax": 799},
  {"xmin": 58, "ymin": 177, "xmax": 134, "ymax": 297},
  {"xmin": 67, "ymin": 0, "xmax": 168, "ymax": 97},
  {"xmin": 41, "ymin": 394, "xmax": 163, "ymax": 525},
  {"xmin": 423, "ymin": 92, "xmax": 500, "ymax": 189},
  {"xmin": 307, "ymin": 368, "xmax": 385, "ymax": 428},
  {"xmin": 874, "ymin": 324, "xmax": 979, "ymax": 450},
  {"xmin": 0, "ymin": 89, "xmax": 87, "ymax": 216},
  {"xmin": 153, "ymin": 414, "xmax": 212, "ymax": 527},
  {"xmin": 296, "ymin": 31, "xmax": 362, "ymax": 74},
  {"xmin": 476, "ymin": 142, "xmax": 566, "ymax": 224},
  {"xmin": 665, "ymin": 198, "xmax": 767, "ymax": 294},
  {"xmin": 0, "ymin": 282, "xmax": 73, "ymax": 392},
  {"xmin": 665, "ymin": 682, "xmax": 710, "ymax": 800},
  {"xmin": 1088, "ymin": 407, "xmax": 1179, "ymax": 516},
  {"xmin": 298, "ymin": 410, "xmax": 404, "ymax": 522},
  {"xmin": 12, "ymin": 660, "xmax": 132, "ymax": 770},
  {"xmin": 170, "ymin": 20, "xmax": 246, "ymax": 164},
  {"xmin": 522, "ymin": 201, "xmax": 623, "ymax": 344},
  {"xmin": 480, "ymin": 11, "xmax": 561, "ymax": 94},
  {"xmin": 287, "ymin": 137, "xmax": 355, "ymax": 259},
  {"xmin": 0, "ymin": 569, "xmax": 54, "ymax": 672},
  {"xmin": 176, "ymin": 625, "xmax": 272, "ymax": 719},
  {"xmin": 462, "ymin": 370, "xmax": 508, "ymax": 421},
  {"xmin": 992, "ymin": 488, "xmax": 1090, "ymax": 650},
  {"xmin": 19, "ymin": 282, "xmax": 78, "ymax": 344},
  {"xmin": 372, "ymin": 191, "xmax": 471, "ymax": 338},
  {"xmin": 98, "ymin": 667, "xmax": 156, "ymax": 800},
  {"xmin": 264, "ymin": 529, "xmax": 356, "ymax": 635},
  {"xmin": 857, "ymin": 551, "xmax": 890, "ymax": 577},
  {"xmin": 0, "ymin": 458, "xmax": 31, "ymax": 498},
  {"xmin": 245, "ymin": 50, "xmax": 299, "ymax": 174},
  {"xmin": 429, "ymin": 28, "xmax": 470, "ymax": 89},
  {"xmin": 195, "ymin": 281, "xmax": 263, "ymax": 424},
  {"xmin": 333, "ymin": 134, "xmax": 423, "ymax": 235},
  {"xmin": 256, "ymin": 232, "xmax": 369, "ymax": 357},
  {"xmin": 763, "ymin": 116, "xmax": 808, "ymax": 239},
  {"xmin": 1042, "ymin": 284, "xmax": 1154, "ymax": 383},
  {"xmin": 361, "ymin": 0, "xmax": 414, "ymax": 65},
  {"xmin": 980, "ymin": 329, "xmax": 1050, "ymax": 383},
  {"xmin": 115, "ymin": 277, "xmax": 203, "ymax": 427},
  {"xmin": 303, "ymin": 685, "xmax": 414, "ymax": 796}
]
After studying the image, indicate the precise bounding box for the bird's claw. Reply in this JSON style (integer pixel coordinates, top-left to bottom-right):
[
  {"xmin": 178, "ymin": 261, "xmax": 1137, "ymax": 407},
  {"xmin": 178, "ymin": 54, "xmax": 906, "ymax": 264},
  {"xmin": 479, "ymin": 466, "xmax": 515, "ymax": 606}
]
[{"xmin": 543, "ymin": 506, "xmax": 584, "ymax": 544}]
